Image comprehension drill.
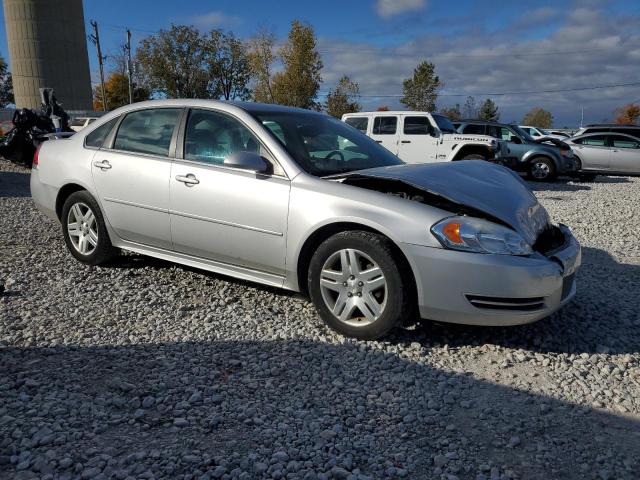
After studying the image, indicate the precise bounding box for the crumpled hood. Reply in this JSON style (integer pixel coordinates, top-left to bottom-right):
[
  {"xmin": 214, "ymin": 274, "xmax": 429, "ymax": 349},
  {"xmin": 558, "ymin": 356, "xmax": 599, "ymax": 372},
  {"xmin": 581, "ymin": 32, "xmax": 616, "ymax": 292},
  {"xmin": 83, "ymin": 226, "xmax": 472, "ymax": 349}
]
[{"xmin": 341, "ymin": 161, "xmax": 550, "ymax": 246}]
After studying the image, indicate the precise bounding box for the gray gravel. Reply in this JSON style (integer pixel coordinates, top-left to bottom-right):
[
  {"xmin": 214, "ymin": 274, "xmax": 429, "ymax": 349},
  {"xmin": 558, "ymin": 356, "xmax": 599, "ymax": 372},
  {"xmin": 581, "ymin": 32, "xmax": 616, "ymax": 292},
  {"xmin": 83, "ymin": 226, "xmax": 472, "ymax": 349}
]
[{"xmin": 1, "ymin": 159, "xmax": 639, "ymax": 480}]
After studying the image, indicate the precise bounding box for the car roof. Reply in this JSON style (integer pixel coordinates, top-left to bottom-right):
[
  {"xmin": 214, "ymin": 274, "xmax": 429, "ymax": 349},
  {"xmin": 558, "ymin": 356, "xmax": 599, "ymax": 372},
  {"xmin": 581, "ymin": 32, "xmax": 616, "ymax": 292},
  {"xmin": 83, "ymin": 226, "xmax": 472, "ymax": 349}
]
[
  {"xmin": 343, "ymin": 111, "xmax": 437, "ymax": 116},
  {"xmin": 584, "ymin": 123, "xmax": 639, "ymax": 127},
  {"xmin": 458, "ymin": 119, "xmax": 511, "ymax": 127},
  {"xmin": 571, "ymin": 132, "xmax": 640, "ymax": 140}
]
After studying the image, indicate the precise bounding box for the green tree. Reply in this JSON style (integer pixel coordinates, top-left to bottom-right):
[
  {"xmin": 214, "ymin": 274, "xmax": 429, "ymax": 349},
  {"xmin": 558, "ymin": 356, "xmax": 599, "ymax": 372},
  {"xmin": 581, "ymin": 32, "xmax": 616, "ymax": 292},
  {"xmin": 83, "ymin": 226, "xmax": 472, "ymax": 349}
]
[
  {"xmin": 522, "ymin": 107, "xmax": 553, "ymax": 128},
  {"xmin": 93, "ymin": 72, "xmax": 150, "ymax": 111},
  {"xmin": 462, "ymin": 96, "xmax": 477, "ymax": 119},
  {"xmin": 271, "ymin": 21, "xmax": 323, "ymax": 109},
  {"xmin": 0, "ymin": 56, "xmax": 14, "ymax": 107},
  {"xmin": 478, "ymin": 98, "xmax": 499, "ymax": 121},
  {"xmin": 400, "ymin": 61, "xmax": 441, "ymax": 111},
  {"xmin": 136, "ymin": 25, "xmax": 210, "ymax": 98},
  {"xmin": 207, "ymin": 31, "xmax": 252, "ymax": 101},
  {"xmin": 248, "ymin": 28, "xmax": 277, "ymax": 103},
  {"xmin": 440, "ymin": 104, "xmax": 462, "ymax": 121},
  {"xmin": 325, "ymin": 75, "xmax": 360, "ymax": 118}
]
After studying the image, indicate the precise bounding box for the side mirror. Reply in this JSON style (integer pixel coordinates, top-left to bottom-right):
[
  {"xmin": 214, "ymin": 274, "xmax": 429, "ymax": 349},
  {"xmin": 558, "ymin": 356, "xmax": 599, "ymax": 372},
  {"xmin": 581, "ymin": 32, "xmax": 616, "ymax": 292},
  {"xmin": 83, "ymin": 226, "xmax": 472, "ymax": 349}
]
[
  {"xmin": 511, "ymin": 137, "xmax": 522, "ymax": 144},
  {"xmin": 224, "ymin": 151, "xmax": 270, "ymax": 174}
]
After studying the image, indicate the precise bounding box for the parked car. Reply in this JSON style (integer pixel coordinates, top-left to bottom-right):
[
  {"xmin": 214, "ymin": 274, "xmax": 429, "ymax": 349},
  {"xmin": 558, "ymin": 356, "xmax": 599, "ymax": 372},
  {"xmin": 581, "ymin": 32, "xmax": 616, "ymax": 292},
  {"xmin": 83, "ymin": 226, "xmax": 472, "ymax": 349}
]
[
  {"xmin": 31, "ymin": 100, "xmax": 581, "ymax": 339},
  {"xmin": 519, "ymin": 126, "xmax": 568, "ymax": 141},
  {"xmin": 342, "ymin": 111, "xmax": 508, "ymax": 164},
  {"xmin": 456, "ymin": 120, "xmax": 576, "ymax": 181},
  {"xmin": 573, "ymin": 124, "xmax": 640, "ymax": 139},
  {"xmin": 69, "ymin": 116, "xmax": 99, "ymax": 132},
  {"xmin": 564, "ymin": 132, "xmax": 640, "ymax": 180}
]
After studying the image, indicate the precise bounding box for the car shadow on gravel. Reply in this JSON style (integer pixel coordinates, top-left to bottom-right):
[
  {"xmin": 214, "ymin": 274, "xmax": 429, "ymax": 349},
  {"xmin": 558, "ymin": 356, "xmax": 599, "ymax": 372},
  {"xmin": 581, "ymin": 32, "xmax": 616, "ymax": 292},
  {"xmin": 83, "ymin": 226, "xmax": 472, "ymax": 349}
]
[
  {"xmin": 402, "ymin": 246, "xmax": 640, "ymax": 356},
  {"xmin": 1, "ymin": 339, "xmax": 638, "ymax": 480},
  {"xmin": 0, "ymin": 170, "xmax": 30, "ymax": 198}
]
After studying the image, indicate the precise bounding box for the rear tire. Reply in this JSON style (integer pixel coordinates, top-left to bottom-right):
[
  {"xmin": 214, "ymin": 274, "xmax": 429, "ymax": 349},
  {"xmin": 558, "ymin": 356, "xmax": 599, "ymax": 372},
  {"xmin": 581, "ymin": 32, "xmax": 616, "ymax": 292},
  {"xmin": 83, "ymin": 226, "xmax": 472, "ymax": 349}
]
[
  {"xmin": 61, "ymin": 191, "xmax": 117, "ymax": 266},
  {"xmin": 308, "ymin": 231, "xmax": 414, "ymax": 340},
  {"xmin": 528, "ymin": 157, "xmax": 556, "ymax": 181}
]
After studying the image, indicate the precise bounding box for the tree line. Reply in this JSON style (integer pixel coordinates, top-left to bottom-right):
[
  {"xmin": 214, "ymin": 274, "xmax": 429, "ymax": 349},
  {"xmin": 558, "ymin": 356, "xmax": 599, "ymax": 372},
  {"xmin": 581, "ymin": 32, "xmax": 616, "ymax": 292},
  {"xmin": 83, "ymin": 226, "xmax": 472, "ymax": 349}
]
[{"xmin": 0, "ymin": 20, "xmax": 638, "ymax": 128}]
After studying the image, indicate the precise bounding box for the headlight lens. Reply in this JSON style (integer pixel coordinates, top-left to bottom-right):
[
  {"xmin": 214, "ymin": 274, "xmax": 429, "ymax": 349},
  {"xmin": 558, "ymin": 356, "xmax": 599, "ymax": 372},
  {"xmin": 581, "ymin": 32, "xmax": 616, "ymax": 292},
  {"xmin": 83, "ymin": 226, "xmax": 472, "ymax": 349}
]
[{"xmin": 431, "ymin": 216, "xmax": 533, "ymax": 256}]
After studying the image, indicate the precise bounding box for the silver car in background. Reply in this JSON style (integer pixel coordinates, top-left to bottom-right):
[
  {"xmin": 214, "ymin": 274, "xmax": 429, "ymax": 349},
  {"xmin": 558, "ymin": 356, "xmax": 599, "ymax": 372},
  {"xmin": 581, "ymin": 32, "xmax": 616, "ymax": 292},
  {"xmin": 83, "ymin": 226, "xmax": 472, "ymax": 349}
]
[
  {"xmin": 566, "ymin": 132, "xmax": 640, "ymax": 180},
  {"xmin": 30, "ymin": 100, "xmax": 581, "ymax": 339}
]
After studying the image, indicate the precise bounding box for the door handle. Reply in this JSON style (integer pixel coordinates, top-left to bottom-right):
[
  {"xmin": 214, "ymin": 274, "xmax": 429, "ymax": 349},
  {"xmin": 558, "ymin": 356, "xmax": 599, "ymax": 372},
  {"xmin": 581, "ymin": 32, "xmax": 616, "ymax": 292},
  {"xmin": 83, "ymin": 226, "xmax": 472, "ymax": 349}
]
[
  {"xmin": 375, "ymin": 140, "xmax": 382, "ymax": 143},
  {"xmin": 612, "ymin": 149, "xmax": 619, "ymax": 152},
  {"xmin": 175, "ymin": 174, "xmax": 200, "ymax": 186},
  {"xmin": 401, "ymin": 140, "xmax": 411, "ymax": 144},
  {"xmin": 93, "ymin": 160, "xmax": 112, "ymax": 170}
]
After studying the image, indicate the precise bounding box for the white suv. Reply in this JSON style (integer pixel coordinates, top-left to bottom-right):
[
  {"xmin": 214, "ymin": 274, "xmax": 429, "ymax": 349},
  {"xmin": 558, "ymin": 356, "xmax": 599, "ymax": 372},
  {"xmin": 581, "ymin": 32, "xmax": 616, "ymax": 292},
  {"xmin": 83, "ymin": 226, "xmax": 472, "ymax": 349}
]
[{"xmin": 342, "ymin": 111, "xmax": 506, "ymax": 164}]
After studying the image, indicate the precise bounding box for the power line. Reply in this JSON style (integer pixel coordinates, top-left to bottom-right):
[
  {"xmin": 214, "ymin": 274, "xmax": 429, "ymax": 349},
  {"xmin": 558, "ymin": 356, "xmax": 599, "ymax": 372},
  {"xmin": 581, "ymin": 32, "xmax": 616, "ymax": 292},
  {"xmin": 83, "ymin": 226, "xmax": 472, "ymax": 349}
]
[{"xmin": 317, "ymin": 82, "xmax": 640, "ymax": 98}]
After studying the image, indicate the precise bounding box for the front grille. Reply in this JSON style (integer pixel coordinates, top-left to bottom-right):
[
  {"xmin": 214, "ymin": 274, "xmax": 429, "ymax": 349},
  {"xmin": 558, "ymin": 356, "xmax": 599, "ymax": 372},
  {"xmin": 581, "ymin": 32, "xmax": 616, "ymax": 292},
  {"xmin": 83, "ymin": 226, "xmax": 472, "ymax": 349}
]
[
  {"xmin": 533, "ymin": 225, "xmax": 567, "ymax": 256},
  {"xmin": 561, "ymin": 273, "xmax": 575, "ymax": 300},
  {"xmin": 466, "ymin": 295, "xmax": 545, "ymax": 311}
]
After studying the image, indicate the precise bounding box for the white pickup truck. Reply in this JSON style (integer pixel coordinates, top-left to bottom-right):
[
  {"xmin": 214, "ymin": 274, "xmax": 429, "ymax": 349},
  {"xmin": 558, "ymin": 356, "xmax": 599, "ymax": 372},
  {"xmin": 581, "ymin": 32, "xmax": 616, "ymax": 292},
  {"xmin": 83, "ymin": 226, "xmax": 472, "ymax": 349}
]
[{"xmin": 342, "ymin": 111, "xmax": 507, "ymax": 164}]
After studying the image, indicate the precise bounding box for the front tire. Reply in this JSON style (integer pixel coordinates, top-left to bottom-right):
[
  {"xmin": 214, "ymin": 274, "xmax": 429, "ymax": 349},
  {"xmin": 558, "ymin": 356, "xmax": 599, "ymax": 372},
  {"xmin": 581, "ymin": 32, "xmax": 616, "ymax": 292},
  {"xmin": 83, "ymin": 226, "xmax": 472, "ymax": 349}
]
[
  {"xmin": 308, "ymin": 231, "xmax": 413, "ymax": 340},
  {"xmin": 528, "ymin": 157, "xmax": 556, "ymax": 181},
  {"xmin": 462, "ymin": 153, "xmax": 485, "ymax": 160},
  {"xmin": 61, "ymin": 191, "xmax": 117, "ymax": 266}
]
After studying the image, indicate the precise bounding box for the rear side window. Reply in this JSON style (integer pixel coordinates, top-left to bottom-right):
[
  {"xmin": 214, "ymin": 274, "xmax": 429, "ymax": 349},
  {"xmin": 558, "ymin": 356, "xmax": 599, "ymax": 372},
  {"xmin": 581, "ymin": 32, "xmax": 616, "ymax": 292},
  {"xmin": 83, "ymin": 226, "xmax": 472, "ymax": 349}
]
[
  {"xmin": 84, "ymin": 118, "xmax": 119, "ymax": 148},
  {"xmin": 344, "ymin": 117, "xmax": 368, "ymax": 133},
  {"xmin": 372, "ymin": 116, "xmax": 397, "ymax": 135},
  {"xmin": 610, "ymin": 135, "xmax": 639, "ymax": 149},
  {"xmin": 403, "ymin": 116, "xmax": 430, "ymax": 135},
  {"xmin": 114, "ymin": 108, "xmax": 181, "ymax": 156}
]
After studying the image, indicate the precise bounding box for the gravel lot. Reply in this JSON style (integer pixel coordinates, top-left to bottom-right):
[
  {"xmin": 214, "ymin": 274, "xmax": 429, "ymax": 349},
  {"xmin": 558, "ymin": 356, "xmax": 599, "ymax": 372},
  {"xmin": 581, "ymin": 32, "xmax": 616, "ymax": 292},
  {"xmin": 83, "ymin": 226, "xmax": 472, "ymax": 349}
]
[{"xmin": 1, "ymin": 159, "xmax": 639, "ymax": 480}]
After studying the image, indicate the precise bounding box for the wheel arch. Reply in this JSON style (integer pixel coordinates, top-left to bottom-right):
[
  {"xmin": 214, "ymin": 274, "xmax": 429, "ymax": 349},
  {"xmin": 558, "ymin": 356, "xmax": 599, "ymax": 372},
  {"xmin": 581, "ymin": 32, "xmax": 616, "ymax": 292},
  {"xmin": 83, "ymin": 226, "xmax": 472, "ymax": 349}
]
[
  {"xmin": 55, "ymin": 183, "xmax": 87, "ymax": 219},
  {"xmin": 295, "ymin": 222, "xmax": 418, "ymax": 303},
  {"xmin": 451, "ymin": 144, "xmax": 492, "ymax": 161}
]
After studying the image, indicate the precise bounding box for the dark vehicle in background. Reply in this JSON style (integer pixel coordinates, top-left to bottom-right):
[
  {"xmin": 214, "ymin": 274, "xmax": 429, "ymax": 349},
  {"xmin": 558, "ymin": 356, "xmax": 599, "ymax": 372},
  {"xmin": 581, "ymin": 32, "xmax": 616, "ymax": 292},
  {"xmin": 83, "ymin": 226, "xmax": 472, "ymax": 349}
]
[
  {"xmin": 564, "ymin": 132, "xmax": 640, "ymax": 180},
  {"xmin": 455, "ymin": 120, "xmax": 576, "ymax": 181},
  {"xmin": 574, "ymin": 124, "xmax": 640, "ymax": 139}
]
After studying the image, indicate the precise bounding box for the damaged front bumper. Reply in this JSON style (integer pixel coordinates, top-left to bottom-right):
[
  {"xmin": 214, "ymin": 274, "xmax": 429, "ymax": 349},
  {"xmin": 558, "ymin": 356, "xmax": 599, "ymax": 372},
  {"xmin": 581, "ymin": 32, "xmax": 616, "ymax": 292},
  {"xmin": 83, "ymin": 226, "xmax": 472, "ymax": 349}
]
[{"xmin": 401, "ymin": 225, "xmax": 581, "ymax": 326}]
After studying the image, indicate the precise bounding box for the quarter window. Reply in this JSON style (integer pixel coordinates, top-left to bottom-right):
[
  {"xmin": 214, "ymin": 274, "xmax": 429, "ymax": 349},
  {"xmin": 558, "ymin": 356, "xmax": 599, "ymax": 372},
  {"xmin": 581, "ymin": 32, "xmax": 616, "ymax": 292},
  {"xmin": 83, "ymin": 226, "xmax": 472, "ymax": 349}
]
[
  {"xmin": 372, "ymin": 116, "xmax": 397, "ymax": 135},
  {"xmin": 113, "ymin": 108, "xmax": 181, "ymax": 156},
  {"xmin": 84, "ymin": 117, "xmax": 119, "ymax": 148},
  {"xmin": 184, "ymin": 109, "xmax": 263, "ymax": 166},
  {"xmin": 344, "ymin": 117, "xmax": 368, "ymax": 133},
  {"xmin": 403, "ymin": 116, "xmax": 431, "ymax": 135}
]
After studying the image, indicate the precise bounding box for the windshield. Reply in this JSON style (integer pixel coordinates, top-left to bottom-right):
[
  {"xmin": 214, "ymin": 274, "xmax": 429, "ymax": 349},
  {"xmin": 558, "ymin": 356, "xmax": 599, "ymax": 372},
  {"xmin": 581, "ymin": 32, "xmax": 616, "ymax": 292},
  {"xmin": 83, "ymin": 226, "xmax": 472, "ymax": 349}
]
[
  {"xmin": 511, "ymin": 125, "xmax": 534, "ymax": 142},
  {"xmin": 250, "ymin": 110, "xmax": 403, "ymax": 176},
  {"xmin": 433, "ymin": 114, "xmax": 456, "ymax": 133}
]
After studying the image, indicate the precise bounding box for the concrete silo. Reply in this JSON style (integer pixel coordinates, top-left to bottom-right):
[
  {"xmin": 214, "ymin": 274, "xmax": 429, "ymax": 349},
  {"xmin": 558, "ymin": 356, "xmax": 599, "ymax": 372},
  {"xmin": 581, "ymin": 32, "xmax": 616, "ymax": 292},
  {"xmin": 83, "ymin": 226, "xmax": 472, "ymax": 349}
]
[{"xmin": 3, "ymin": 0, "xmax": 93, "ymax": 110}]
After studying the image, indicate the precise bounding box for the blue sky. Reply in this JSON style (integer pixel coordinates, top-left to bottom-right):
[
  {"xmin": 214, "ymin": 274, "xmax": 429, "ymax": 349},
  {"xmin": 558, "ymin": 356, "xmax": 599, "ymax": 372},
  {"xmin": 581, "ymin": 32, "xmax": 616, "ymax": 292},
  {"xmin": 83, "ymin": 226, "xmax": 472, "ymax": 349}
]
[{"xmin": 1, "ymin": 0, "xmax": 639, "ymax": 126}]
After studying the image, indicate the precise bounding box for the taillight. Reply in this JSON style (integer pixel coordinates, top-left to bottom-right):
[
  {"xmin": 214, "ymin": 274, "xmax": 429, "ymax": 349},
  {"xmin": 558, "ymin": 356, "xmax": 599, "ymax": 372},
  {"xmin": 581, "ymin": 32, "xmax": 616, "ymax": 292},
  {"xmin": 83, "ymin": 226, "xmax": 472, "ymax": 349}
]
[{"xmin": 32, "ymin": 144, "xmax": 41, "ymax": 169}]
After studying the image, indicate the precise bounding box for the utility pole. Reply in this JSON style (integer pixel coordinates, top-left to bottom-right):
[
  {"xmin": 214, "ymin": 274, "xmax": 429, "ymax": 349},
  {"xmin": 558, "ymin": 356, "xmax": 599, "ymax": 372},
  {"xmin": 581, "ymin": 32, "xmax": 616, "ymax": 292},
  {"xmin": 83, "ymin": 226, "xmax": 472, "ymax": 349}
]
[
  {"xmin": 89, "ymin": 20, "xmax": 108, "ymax": 111},
  {"xmin": 125, "ymin": 28, "xmax": 133, "ymax": 104},
  {"xmin": 580, "ymin": 106, "xmax": 584, "ymax": 128}
]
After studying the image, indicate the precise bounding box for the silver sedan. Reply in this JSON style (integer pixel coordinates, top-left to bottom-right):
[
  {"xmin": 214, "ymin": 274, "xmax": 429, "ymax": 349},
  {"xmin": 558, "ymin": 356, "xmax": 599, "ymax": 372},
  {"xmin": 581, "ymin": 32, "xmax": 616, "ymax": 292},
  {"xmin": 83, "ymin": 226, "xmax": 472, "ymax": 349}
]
[
  {"xmin": 566, "ymin": 132, "xmax": 640, "ymax": 179},
  {"xmin": 30, "ymin": 99, "xmax": 581, "ymax": 339}
]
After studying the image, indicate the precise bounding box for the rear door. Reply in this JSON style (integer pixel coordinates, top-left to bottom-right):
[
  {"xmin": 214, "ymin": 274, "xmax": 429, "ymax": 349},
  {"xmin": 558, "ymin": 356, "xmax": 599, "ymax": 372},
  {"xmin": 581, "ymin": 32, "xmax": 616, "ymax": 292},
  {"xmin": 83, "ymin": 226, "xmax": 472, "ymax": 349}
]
[
  {"xmin": 397, "ymin": 115, "xmax": 439, "ymax": 163},
  {"xmin": 609, "ymin": 135, "xmax": 640, "ymax": 173},
  {"xmin": 369, "ymin": 115, "xmax": 399, "ymax": 154},
  {"xmin": 91, "ymin": 107, "xmax": 182, "ymax": 249},
  {"xmin": 572, "ymin": 135, "xmax": 611, "ymax": 170}
]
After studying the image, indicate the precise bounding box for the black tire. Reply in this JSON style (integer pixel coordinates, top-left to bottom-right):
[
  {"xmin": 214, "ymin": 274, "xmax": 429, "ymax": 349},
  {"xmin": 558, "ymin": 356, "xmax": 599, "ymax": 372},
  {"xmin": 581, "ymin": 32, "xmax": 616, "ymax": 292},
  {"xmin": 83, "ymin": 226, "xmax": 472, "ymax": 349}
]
[
  {"xmin": 528, "ymin": 156, "xmax": 557, "ymax": 181},
  {"xmin": 308, "ymin": 231, "xmax": 414, "ymax": 340},
  {"xmin": 574, "ymin": 157, "xmax": 597, "ymax": 182},
  {"xmin": 462, "ymin": 153, "xmax": 485, "ymax": 160},
  {"xmin": 61, "ymin": 190, "xmax": 117, "ymax": 266}
]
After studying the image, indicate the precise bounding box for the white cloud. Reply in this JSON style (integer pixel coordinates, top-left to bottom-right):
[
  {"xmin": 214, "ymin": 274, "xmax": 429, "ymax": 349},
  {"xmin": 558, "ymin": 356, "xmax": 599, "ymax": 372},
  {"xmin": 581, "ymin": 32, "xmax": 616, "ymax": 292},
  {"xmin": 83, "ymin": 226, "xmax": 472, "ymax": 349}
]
[
  {"xmin": 320, "ymin": 6, "xmax": 640, "ymax": 126},
  {"xmin": 375, "ymin": 0, "xmax": 427, "ymax": 19},
  {"xmin": 189, "ymin": 11, "xmax": 242, "ymax": 29}
]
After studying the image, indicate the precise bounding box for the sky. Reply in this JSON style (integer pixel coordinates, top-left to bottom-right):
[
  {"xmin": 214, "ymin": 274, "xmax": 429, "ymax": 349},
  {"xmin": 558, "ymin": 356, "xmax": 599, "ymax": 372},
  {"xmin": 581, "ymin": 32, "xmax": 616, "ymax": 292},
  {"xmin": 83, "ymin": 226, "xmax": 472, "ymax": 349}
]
[{"xmin": 1, "ymin": 0, "xmax": 639, "ymax": 126}]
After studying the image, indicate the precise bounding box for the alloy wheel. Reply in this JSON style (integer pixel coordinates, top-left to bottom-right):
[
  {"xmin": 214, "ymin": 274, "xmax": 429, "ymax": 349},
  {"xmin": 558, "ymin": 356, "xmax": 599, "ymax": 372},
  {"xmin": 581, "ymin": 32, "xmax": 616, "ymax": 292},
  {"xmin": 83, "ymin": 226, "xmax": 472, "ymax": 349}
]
[
  {"xmin": 531, "ymin": 161, "xmax": 550, "ymax": 179},
  {"xmin": 319, "ymin": 248, "xmax": 387, "ymax": 327},
  {"xmin": 66, "ymin": 202, "xmax": 98, "ymax": 255}
]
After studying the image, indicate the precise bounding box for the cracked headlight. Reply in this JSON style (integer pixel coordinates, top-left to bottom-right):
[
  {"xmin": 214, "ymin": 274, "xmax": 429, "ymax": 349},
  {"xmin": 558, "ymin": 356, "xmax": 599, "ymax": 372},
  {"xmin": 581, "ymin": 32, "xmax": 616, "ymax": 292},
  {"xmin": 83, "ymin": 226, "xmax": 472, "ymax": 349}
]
[{"xmin": 431, "ymin": 216, "xmax": 533, "ymax": 256}]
